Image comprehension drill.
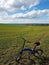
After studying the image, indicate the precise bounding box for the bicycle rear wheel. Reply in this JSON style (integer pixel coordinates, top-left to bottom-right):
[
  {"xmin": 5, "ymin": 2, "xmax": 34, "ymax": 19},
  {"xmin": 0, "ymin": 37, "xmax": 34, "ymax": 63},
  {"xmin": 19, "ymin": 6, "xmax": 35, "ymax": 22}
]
[{"xmin": 34, "ymin": 49, "xmax": 43, "ymax": 57}]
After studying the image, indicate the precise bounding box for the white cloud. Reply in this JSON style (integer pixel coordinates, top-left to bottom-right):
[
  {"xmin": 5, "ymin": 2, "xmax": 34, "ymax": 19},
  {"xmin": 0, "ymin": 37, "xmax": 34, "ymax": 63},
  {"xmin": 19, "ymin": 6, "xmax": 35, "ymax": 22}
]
[
  {"xmin": 20, "ymin": 6, "xmax": 26, "ymax": 10},
  {"xmin": 0, "ymin": 0, "xmax": 49, "ymax": 23},
  {"xmin": 0, "ymin": 18, "xmax": 49, "ymax": 24},
  {"xmin": 0, "ymin": 11, "xmax": 8, "ymax": 20},
  {"xmin": 0, "ymin": 0, "xmax": 40, "ymax": 12},
  {"xmin": 26, "ymin": 9, "xmax": 49, "ymax": 18},
  {"xmin": 0, "ymin": 9, "xmax": 49, "ymax": 23},
  {"xmin": 11, "ymin": 9, "xmax": 49, "ymax": 18},
  {"xmin": 0, "ymin": 9, "xmax": 49, "ymax": 19}
]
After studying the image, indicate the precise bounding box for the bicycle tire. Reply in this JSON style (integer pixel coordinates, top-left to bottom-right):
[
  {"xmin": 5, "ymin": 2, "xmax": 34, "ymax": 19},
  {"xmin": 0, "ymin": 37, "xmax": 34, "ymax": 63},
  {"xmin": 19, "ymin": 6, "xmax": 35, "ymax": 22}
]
[
  {"xmin": 16, "ymin": 51, "xmax": 36, "ymax": 65},
  {"xmin": 16, "ymin": 53, "xmax": 22, "ymax": 62},
  {"xmin": 16, "ymin": 58, "xmax": 36, "ymax": 65},
  {"xmin": 16, "ymin": 50, "xmax": 30, "ymax": 62},
  {"xmin": 34, "ymin": 49, "xmax": 43, "ymax": 57}
]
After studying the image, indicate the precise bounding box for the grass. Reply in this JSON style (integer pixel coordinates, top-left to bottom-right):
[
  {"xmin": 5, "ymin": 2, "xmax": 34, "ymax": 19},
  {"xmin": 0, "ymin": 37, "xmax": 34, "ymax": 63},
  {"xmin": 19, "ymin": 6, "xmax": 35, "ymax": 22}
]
[{"xmin": 0, "ymin": 24, "xmax": 49, "ymax": 65}]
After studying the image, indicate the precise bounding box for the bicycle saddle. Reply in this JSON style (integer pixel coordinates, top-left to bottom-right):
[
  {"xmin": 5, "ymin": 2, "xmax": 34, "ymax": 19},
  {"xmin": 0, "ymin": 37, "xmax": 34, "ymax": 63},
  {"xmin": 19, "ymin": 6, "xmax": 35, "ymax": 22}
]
[{"xmin": 34, "ymin": 41, "xmax": 40, "ymax": 46}]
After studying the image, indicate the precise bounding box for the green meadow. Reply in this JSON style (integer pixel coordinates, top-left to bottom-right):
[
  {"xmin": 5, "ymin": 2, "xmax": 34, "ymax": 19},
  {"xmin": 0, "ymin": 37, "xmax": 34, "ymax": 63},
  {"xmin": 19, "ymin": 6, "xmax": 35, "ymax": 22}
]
[{"xmin": 0, "ymin": 24, "xmax": 49, "ymax": 65}]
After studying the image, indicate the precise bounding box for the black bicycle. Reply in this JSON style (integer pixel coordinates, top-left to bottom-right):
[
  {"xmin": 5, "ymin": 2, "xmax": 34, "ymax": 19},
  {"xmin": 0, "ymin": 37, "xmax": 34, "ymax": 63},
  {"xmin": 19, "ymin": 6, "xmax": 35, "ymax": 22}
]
[{"xmin": 16, "ymin": 37, "xmax": 43, "ymax": 65}]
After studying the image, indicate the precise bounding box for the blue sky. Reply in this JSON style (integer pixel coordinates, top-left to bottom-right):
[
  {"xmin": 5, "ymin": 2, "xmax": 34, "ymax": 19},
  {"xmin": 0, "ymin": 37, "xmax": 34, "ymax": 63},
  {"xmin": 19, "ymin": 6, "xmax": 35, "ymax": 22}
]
[
  {"xmin": 35, "ymin": 0, "xmax": 49, "ymax": 9},
  {"xmin": 0, "ymin": 0, "xmax": 49, "ymax": 24}
]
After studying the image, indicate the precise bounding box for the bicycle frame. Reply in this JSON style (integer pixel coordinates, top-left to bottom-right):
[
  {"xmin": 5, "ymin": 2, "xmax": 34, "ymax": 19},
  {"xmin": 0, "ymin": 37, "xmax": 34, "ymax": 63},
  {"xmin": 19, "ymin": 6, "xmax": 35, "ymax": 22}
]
[
  {"xmin": 19, "ymin": 44, "xmax": 37, "ymax": 54},
  {"xmin": 16, "ymin": 37, "xmax": 43, "ymax": 62}
]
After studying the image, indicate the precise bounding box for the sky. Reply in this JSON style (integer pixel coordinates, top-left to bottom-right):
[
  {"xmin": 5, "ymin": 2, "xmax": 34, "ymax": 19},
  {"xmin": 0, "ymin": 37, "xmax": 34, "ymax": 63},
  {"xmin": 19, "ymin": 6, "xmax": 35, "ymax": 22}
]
[{"xmin": 0, "ymin": 0, "xmax": 49, "ymax": 24}]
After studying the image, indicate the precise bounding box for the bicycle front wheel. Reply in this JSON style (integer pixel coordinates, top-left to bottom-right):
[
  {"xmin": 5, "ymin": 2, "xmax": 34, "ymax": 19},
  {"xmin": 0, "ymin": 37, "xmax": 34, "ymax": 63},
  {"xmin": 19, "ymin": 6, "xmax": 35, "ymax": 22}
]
[
  {"xmin": 16, "ymin": 51, "xmax": 36, "ymax": 65},
  {"xmin": 16, "ymin": 58, "xmax": 36, "ymax": 65}
]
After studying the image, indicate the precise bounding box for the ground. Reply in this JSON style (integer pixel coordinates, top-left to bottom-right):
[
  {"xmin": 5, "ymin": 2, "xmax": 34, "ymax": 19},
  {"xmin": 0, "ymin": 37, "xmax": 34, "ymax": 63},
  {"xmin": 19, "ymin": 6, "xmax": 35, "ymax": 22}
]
[{"xmin": 0, "ymin": 24, "xmax": 49, "ymax": 65}]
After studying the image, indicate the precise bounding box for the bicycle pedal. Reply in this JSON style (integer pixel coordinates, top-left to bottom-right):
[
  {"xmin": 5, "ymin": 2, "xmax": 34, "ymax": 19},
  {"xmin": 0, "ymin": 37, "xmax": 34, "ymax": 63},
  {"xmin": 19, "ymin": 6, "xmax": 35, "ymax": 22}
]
[
  {"xmin": 17, "ymin": 56, "xmax": 21, "ymax": 61},
  {"xmin": 17, "ymin": 57, "xmax": 20, "ymax": 60}
]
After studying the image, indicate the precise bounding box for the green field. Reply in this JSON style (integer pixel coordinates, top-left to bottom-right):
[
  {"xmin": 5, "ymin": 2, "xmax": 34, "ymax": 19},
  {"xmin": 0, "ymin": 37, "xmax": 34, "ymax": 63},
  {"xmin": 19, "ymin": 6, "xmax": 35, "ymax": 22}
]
[{"xmin": 0, "ymin": 24, "xmax": 49, "ymax": 65}]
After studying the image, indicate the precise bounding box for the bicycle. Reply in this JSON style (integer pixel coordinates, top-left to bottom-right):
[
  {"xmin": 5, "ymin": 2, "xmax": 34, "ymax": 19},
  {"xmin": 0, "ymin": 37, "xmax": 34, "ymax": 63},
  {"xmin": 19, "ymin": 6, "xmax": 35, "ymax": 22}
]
[{"xmin": 16, "ymin": 37, "xmax": 43, "ymax": 65}]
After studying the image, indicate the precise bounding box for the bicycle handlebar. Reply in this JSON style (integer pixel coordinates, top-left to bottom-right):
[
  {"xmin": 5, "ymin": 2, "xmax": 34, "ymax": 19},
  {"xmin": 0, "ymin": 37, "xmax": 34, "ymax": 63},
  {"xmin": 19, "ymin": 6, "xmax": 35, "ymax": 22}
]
[
  {"xmin": 21, "ymin": 37, "xmax": 26, "ymax": 42},
  {"xmin": 21, "ymin": 37, "xmax": 41, "ymax": 45},
  {"xmin": 20, "ymin": 37, "xmax": 31, "ymax": 49},
  {"xmin": 21, "ymin": 37, "xmax": 31, "ymax": 43}
]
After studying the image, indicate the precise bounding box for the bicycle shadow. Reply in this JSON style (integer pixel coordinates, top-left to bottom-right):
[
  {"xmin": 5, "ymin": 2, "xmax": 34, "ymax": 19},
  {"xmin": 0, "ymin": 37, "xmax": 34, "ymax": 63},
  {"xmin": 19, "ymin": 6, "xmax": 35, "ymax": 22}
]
[
  {"xmin": 39, "ymin": 56, "xmax": 49, "ymax": 65},
  {"xmin": 29, "ymin": 56, "xmax": 49, "ymax": 65},
  {"xmin": 8, "ymin": 56, "xmax": 49, "ymax": 65}
]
